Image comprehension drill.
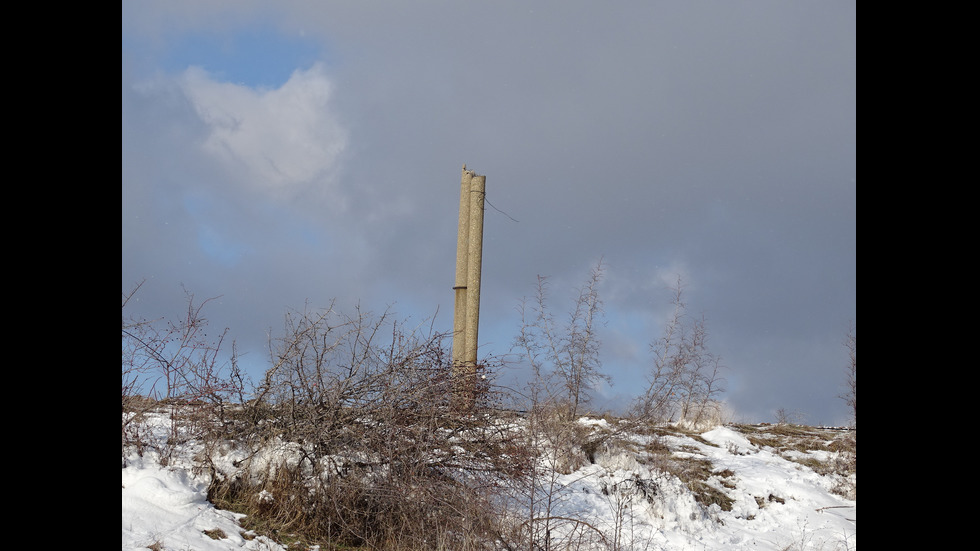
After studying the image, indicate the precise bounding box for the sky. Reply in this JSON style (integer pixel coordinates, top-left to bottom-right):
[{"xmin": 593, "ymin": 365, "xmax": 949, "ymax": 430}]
[{"xmin": 121, "ymin": 1, "xmax": 856, "ymax": 425}]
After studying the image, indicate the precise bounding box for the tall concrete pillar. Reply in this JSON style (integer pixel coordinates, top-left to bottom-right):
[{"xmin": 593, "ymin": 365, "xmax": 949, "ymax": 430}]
[
  {"xmin": 463, "ymin": 171, "xmax": 486, "ymax": 366},
  {"xmin": 452, "ymin": 166, "xmax": 473, "ymax": 367},
  {"xmin": 452, "ymin": 164, "xmax": 485, "ymax": 410}
]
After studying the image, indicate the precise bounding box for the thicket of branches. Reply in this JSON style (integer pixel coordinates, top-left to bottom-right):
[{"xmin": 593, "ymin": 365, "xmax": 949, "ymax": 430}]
[
  {"xmin": 123, "ymin": 285, "xmax": 533, "ymax": 549},
  {"xmin": 234, "ymin": 302, "xmax": 529, "ymax": 548}
]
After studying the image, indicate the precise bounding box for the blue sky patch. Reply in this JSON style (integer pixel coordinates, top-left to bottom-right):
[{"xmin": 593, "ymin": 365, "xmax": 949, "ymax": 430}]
[{"xmin": 162, "ymin": 26, "xmax": 324, "ymax": 89}]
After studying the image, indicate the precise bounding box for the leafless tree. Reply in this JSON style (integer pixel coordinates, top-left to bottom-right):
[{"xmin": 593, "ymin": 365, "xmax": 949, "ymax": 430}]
[
  {"xmin": 509, "ymin": 261, "xmax": 618, "ymax": 549},
  {"xmin": 513, "ymin": 260, "xmax": 609, "ymax": 423},
  {"xmin": 631, "ymin": 277, "xmax": 725, "ymax": 429},
  {"xmin": 841, "ymin": 325, "xmax": 856, "ymax": 427},
  {"xmin": 631, "ymin": 280, "xmax": 686, "ymax": 424},
  {"xmin": 675, "ymin": 313, "xmax": 725, "ymax": 427}
]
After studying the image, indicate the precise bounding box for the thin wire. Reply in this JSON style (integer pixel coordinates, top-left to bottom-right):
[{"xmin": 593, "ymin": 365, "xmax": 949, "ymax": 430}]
[{"xmin": 483, "ymin": 194, "xmax": 519, "ymax": 223}]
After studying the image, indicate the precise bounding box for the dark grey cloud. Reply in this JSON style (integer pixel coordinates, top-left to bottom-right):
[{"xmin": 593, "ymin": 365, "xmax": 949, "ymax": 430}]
[{"xmin": 122, "ymin": 1, "xmax": 856, "ymax": 425}]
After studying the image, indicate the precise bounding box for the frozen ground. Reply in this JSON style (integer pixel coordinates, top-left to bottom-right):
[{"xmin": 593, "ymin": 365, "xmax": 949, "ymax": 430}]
[{"xmin": 122, "ymin": 413, "xmax": 855, "ymax": 550}]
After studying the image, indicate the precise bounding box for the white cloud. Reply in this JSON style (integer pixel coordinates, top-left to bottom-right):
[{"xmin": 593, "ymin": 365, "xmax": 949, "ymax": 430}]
[{"xmin": 177, "ymin": 63, "xmax": 347, "ymax": 197}]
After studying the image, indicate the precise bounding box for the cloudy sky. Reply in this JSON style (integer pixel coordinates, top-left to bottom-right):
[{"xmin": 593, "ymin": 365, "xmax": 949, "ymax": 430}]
[{"xmin": 122, "ymin": 1, "xmax": 856, "ymax": 425}]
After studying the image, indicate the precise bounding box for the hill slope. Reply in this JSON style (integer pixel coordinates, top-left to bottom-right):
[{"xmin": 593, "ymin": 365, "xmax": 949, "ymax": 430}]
[{"xmin": 122, "ymin": 411, "xmax": 855, "ymax": 550}]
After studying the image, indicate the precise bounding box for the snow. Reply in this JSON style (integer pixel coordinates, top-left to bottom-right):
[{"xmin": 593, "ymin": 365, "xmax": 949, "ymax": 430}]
[
  {"xmin": 122, "ymin": 456, "xmax": 272, "ymax": 551},
  {"xmin": 122, "ymin": 413, "xmax": 285, "ymax": 551},
  {"xmin": 122, "ymin": 413, "xmax": 855, "ymax": 550}
]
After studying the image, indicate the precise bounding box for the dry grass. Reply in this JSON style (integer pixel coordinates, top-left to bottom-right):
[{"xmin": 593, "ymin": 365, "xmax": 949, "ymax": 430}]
[{"xmin": 733, "ymin": 424, "xmax": 856, "ymax": 499}]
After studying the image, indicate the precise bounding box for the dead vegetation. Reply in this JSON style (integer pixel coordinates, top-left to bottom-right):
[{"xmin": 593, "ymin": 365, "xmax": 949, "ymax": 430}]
[{"xmin": 734, "ymin": 423, "xmax": 856, "ymax": 500}]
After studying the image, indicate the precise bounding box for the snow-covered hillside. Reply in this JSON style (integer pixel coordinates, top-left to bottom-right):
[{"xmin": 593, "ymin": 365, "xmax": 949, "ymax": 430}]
[{"xmin": 122, "ymin": 412, "xmax": 855, "ymax": 550}]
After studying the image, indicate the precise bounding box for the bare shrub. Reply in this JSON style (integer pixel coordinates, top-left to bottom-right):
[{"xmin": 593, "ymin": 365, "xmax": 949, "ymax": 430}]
[
  {"xmin": 774, "ymin": 408, "xmax": 808, "ymax": 426},
  {"xmin": 211, "ymin": 302, "xmax": 529, "ymax": 550},
  {"xmin": 122, "ymin": 281, "xmax": 245, "ymax": 465}
]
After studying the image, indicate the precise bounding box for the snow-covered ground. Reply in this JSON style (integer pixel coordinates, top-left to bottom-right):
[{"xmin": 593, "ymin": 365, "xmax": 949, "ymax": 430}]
[{"xmin": 122, "ymin": 413, "xmax": 855, "ymax": 550}]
